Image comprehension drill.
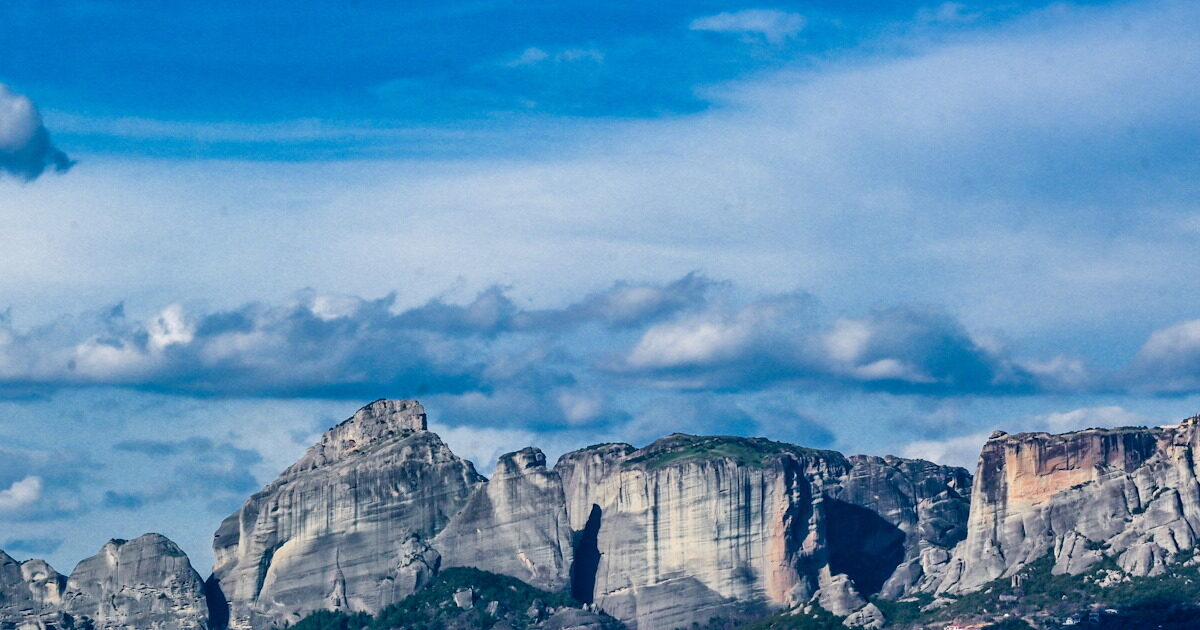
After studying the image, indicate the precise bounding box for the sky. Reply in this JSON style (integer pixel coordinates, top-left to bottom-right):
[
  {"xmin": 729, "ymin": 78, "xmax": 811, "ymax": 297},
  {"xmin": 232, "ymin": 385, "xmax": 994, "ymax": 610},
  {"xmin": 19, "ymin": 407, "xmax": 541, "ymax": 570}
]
[{"xmin": 1, "ymin": 0, "xmax": 1199, "ymax": 575}]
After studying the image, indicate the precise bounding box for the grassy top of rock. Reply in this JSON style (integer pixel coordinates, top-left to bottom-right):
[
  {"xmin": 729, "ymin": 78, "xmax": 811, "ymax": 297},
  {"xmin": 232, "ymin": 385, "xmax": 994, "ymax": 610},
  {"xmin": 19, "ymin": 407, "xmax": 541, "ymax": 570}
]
[{"xmin": 622, "ymin": 433, "xmax": 843, "ymax": 470}]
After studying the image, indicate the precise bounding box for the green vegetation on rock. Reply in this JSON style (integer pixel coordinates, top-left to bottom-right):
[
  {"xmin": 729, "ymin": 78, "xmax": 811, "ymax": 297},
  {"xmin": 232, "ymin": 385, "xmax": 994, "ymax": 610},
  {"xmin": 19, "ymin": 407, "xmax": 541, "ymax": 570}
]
[
  {"xmin": 622, "ymin": 434, "xmax": 839, "ymax": 470},
  {"xmin": 281, "ymin": 567, "xmax": 603, "ymax": 630}
]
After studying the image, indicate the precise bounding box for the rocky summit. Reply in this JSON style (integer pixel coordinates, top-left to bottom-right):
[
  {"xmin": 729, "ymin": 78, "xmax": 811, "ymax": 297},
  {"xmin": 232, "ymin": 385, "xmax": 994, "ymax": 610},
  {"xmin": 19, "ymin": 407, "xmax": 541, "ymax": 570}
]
[{"xmin": 9, "ymin": 401, "xmax": 1200, "ymax": 629}]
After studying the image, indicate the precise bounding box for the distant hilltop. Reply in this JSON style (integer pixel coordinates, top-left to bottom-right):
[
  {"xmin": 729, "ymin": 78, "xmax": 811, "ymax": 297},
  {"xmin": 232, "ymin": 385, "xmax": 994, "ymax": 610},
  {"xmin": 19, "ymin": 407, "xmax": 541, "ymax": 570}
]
[{"xmin": 5, "ymin": 400, "xmax": 1200, "ymax": 629}]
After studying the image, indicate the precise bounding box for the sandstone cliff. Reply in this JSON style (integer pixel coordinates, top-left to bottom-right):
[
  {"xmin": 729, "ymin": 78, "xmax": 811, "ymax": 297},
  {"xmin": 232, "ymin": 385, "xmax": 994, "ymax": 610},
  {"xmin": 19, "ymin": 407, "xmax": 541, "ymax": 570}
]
[
  {"xmin": 933, "ymin": 417, "xmax": 1200, "ymax": 594},
  {"xmin": 210, "ymin": 400, "xmax": 484, "ymax": 629},
  {"xmin": 554, "ymin": 433, "xmax": 971, "ymax": 629}
]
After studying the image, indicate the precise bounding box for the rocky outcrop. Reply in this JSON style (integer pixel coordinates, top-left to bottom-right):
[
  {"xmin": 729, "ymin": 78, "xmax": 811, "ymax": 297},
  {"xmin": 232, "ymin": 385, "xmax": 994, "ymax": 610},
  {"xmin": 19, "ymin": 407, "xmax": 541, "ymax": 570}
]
[
  {"xmin": 434, "ymin": 447, "xmax": 574, "ymax": 591},
  {"xmin": 2, "ymin": 534, "xmax": 207, "ymax": 630},
  {"xmin": 0, "ymin": 551, "xmax": 65, "ymax": 628},
  {"xmin": 934, "ymin": 416, "xmax": 1200, "ymax": 594},
  {"xmin": 554, "ymin": 433, "xmax": 971, "ymax": 629},
  {"xmin": 210, "ymin": 400, "xmax": 484, "ymax": 629},
  {"xmin": 831, "ymin": 455, "xmax": 972, "ymax": 598},
  {"xmin": 61, "ymin": 533, "xmax": 209, "ymax": 629}
]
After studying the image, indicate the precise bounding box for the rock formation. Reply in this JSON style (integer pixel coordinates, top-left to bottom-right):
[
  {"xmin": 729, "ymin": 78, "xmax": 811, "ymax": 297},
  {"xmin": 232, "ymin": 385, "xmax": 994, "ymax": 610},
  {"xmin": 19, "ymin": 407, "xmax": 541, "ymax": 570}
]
[
  {"xmin": 2, "ymin": 533, "xmax": 207, "ymax": 630},
  {"xmin": 434, "ymin": 447, "xmax": 574, "ymax": 591},
  {"xmin": 0, "ymin": 551, "xmax": 65, "ymax": 628},
  {"xmin": 933, "ymin": 416, "xmax": 1200, "ymax": 594},
  {"xmin": 553, "ymin": 433, "xmax": 971, "ymax": 629},
  {"xmin": 61, "ymin": 533, "xmax": 209, "ymax": 629},
  {"xmin": 2, "ymin": 397, "xmax": 988, "ymax": 630},
  {"xmin": 210, "ymin": 400, "xmax": 484, "ymax": 629}
]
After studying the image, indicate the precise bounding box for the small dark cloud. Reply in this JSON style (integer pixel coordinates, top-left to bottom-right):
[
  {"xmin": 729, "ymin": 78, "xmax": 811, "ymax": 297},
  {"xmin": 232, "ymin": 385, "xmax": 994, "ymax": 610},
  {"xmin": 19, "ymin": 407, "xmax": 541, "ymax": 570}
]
[
  {"xmin": 106, "ymin": 437, "xmax": 263, "ymax": 512},
  {"xmin": 102, "ymin": 490, "xmax": 145, "ymax": 510},
  {"xmin": 0, "ymin": 84, "xmax": 73, "ymax": 180},
  {"xmin": 2, "ymin": 537, "xmax": 63, "ymax": 555}
]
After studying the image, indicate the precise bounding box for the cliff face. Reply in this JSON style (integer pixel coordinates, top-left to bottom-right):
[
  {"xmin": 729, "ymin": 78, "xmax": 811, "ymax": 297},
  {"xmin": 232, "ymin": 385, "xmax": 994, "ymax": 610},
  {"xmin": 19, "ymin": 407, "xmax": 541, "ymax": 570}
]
[
  {"xmin": 2, "ymin": 398, "xmax": 979, "ymax": 630},
  {"xmin": 1, "ymin": 534, "xmax": 207, "ymax": 630},
  {"xmin": 433, "ymin": 447, "xmax": 574, "ymax": 591},
  {"xmin": 553, "ymin": 434, "xmax": 971, "ymax": 629},
  {"xmin": 210, "ymin": 400, "xmax": 484, "ymax": 629},
  {"xmin": 62, "ymin": 534, "xmax": 209, "ymax": 630},
  {"xmin": 0, "ymin": 551, "xmax": 65, "ymax": 627},
  {"xmin": 934, "ymin": 418, "xmax": 1200, "ymax": 594}
]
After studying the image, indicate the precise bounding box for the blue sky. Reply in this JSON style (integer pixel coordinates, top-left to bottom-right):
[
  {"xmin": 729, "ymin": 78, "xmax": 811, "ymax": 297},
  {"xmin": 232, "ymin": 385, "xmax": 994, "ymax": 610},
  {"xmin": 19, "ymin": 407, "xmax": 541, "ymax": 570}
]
[{"xmin": 1, "ymin": 0, "xmax": 1199, "ymax": 574}]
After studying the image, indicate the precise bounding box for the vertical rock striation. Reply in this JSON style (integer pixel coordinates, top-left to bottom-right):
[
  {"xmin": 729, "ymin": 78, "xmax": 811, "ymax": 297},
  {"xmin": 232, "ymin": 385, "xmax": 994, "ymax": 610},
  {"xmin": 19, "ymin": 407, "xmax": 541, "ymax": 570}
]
[
  {"xmin": 61, "ymin": 533, "xmax": 209, "ymax": 630},
  {"xmin": 0, "ymin": 550, "xmax": 66, "ymax": 628},
  {"xmin": 434, "ymin": 447, "xmax": 574, "ymax": 591},
  {"xmin": 211, "ymin": 400, "xmax": 483, "ymax": 629},
  {"xmin": 554, "ymin": 433, "xmax": 971, "ymax": 629},
  {"xmin": 934, "ymin": 417, "xmax": 1200, "ymax": 594}
]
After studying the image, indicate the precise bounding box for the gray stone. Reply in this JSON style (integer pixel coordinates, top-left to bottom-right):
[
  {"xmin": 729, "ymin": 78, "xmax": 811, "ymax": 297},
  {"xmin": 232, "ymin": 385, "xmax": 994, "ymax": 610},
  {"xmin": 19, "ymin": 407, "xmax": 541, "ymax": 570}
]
[
  {"xmin": 434, "ymin": 447, "xmax": 573, "ymax": 590},
  {"xmin": 932, "ymin": 417, "xmax": 1200, "ymax": 594},
  {"xmin": 554, "ymin": 433, "xmax": 970, "ymax": 629},
  {"xmin": 0, "ymin": 550, "xmax": 65, "ymax": 627},
  {"xmin": 61, "ymin": 533, "xmax": 209, "ymax": 630},
  {"xmin": 843, "ymin": 602, "xmax": 885, "ymax": 629},
  {"xmin": 452, "ymin": 587, "xmax": 474, "ymax": 609},
  {"xmin": 211, "ymin": 400, "xmax": 482, "ymax": 629}
]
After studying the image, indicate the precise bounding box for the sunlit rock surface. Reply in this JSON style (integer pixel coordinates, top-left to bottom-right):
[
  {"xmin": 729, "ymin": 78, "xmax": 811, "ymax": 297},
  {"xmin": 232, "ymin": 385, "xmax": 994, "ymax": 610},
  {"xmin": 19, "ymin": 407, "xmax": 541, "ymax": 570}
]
[
  {"xmin": 210, "ymin": 399, "xmax": 485, "ymax": 629},
  {"xmin": 934, "ymin": 416, "xmax": 1200, "ymax": 594},
  {"xmin": 61, "ymin": 533, "xmax": 209, "ymax": 629},
  {"xmin": 554, "ymin": 433, "xmax": 971, "ymax": 629},
  {"xmin": 434, "ymin": 447, "xmax": 574, "ymax": 591},
  {"xmin": 0, "ymin": 550, "xmax": 65, "ymax": 628}
]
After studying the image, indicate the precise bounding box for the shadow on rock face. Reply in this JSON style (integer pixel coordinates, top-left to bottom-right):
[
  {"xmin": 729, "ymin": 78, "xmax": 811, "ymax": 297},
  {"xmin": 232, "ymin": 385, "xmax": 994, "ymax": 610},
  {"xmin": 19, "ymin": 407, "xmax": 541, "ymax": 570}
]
[
  {"xmin": 205, "ymin": 574, "xmax": 230, "ymax": 630},
  {"xmin": 570, "ymin": 504, "xmax": 603, "ymax": 604},
  {"xmin": 825, "ymin": 498, "xmax": 905, "ymax": 596}
]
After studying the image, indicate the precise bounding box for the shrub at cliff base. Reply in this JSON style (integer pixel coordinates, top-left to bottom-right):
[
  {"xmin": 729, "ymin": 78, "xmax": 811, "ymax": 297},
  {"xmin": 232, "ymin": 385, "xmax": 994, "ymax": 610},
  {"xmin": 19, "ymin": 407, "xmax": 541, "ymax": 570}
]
[{"xmin": 282, "ymin": 567, "xmax": 586, "ymax": 630}]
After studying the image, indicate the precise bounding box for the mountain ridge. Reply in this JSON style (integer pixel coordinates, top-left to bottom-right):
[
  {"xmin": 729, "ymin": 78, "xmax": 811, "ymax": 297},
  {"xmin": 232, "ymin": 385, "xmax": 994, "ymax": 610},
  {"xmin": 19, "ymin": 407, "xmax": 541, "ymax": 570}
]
[{"xmin": 5, "ymin": 400, "xmax": 1200, "ymax": 629}]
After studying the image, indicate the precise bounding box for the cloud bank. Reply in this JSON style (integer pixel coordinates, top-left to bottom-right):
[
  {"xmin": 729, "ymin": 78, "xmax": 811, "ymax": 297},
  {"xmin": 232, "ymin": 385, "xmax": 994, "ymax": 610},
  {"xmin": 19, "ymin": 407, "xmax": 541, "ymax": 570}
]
[{"xmin": 0, "ymin": 275, "xmax": 1121, "ymax": 404}]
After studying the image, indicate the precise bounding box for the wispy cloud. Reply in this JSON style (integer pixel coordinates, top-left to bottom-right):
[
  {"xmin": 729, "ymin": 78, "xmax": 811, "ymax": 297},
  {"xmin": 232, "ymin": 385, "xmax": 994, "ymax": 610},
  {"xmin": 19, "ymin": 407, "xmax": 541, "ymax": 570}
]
[{"xmin": 689, "ymin": 9, "xmax": 806, "ymax": 44}]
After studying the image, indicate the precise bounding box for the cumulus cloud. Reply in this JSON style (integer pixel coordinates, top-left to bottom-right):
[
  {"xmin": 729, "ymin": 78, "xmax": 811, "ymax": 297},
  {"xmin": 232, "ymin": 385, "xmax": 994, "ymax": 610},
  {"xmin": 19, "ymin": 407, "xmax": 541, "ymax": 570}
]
[
  {"xmin": 1124, "ymin": 319, "xmax": 1200, "ymax": 394},
  {"xmin": 0, "ymin": 276, "xmax": 1092, "ymax": 400},
  {"xmin": 0, "ymin": 446, "xmax": 89, "ymax": 522},
  {"xmin": 901, "ymin": 431, "xmax": 991, "ymax": 469},
  {"xmin": 1, "ymin": 536, "xmax": 63, "ymax": 556},
  {"xmin": 0, "ymin": 84, "xmax": 72, "ymax": 180},
  {"xmin": 689, "ymin": 9, "xmax": 805, "ymax": 44},
  {"xmin": 1036, "ymin": 405, "xmax": 1147, "ymax": 432},
  {"xmin": 0, "ymin": 477, "xmax": 43, "ymax": 512},
  {"xmin": 615, "ymin": 297, "xmax": 1066, "ymax": 394}
]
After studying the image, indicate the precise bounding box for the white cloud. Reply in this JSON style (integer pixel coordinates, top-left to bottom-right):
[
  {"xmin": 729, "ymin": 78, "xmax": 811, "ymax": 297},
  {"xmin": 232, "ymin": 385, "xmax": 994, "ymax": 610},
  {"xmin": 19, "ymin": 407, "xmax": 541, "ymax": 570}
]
[
  {"xmin": 917, "ymin": 2, "xmax": 982, "ymax": 24},
  {"xmin": 1036, "ymin": 406, "xmax": 1146, "ymax": 433},
  {"xmin": 0, "ymin": 476, "xmax": 43, "ymax": 512},
  {"xmin": 506, "ymin": 47, "xmax": 550, "ymax": 67},
  {"xmin": 505, "ymin": 46, "xmax": 604, "ymax": 67},
  {"xmin": 432, "ymin": 424, "xmax": 538, "ymax": 473},
  {"xmin": 626, "ymin": 318, "xmax": 750, "ymax": 370},
  {"xmin": 0, "ymin": 84, "xmax": 71, "ymax": 180},
  {"xmin": 902, "ymin": 432, "xmax": 990, "ymax": 469},
  {"xmin": 689, "ymin": 9, "xmax": 806, "ymax": 44}
]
